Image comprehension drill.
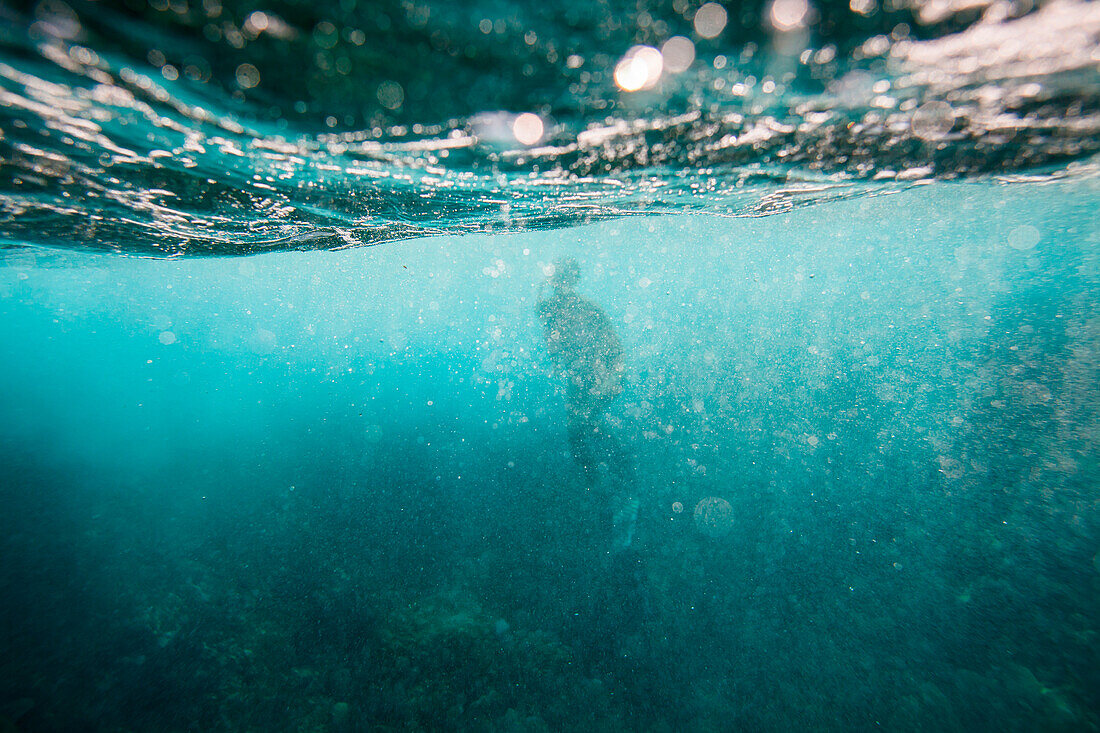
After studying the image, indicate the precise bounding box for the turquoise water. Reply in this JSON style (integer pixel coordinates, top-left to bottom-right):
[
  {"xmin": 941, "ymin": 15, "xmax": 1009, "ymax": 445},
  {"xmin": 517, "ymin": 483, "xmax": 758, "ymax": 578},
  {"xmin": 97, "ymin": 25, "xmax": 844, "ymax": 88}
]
[
  {"xmin": 3, "ymin": 179, "xmax": 1097, "ymax": 729},
  {"xmin": 2, "ymin": 0, "xmax": 1099, "ymax": 730}
]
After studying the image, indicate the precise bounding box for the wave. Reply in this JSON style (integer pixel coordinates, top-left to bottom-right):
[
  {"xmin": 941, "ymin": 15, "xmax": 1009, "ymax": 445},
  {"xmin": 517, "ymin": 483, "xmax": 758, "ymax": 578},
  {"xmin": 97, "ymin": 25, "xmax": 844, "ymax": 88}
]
[{"xmin": 0, "ymin": 0, "xmax": 1097, "ymax": 256}]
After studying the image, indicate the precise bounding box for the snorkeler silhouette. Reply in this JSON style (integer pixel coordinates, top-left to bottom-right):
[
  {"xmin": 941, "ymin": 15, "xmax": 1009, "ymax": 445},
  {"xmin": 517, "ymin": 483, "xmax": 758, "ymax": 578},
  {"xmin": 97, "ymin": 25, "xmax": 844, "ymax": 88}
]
[
  {"xmin": 537, "ymin": 257, "xmax": 638, "ymax": 551},
  {"xmin": 537, "ymin": 257, "xmax": 625, "ymax": 474}
]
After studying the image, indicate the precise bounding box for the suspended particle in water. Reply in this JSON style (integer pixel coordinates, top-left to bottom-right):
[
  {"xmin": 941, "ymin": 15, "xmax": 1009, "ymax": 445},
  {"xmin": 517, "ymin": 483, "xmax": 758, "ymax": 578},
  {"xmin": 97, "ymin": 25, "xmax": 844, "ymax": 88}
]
[
  {"xmin": 694, "ymin": 3, "xmax": 728, "ymax": 39},
  {"xmin": 694, "ymin": 496, "xmax": 733, "ymax": 537},
  {"xmin": 1007, "ymin": 225, "xmax": 1040, "ymax": 251},
  {"xmin": 910, "ymin": 101, "xmax": 954, "ymax": 141}
]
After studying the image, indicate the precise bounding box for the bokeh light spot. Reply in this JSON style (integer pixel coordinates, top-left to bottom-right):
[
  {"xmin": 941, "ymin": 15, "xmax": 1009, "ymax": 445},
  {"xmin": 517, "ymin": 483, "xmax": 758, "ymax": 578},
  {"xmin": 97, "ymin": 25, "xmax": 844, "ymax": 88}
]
[
  {"xmin": 911, "ymin": 100, "xmax": 954, "ymax": 140},
  {"xmin": 235, "ymin": 63, "xmax": 260, "ymax": 89},
  {"xmin": 769, "ymin": 0, "xmax": 810, "ymax": 31},
  {"xmin": 661, "ymin": 36, "xmax": 696, "ymax": 73},
  {"xmin": 244, "ymin": 11, "xmax": 269, "ymax": 33},
  {"xmin": 376, "ymin": 80, "xmax": 405, "ymax": 110},
  {"xmin": 614, "ymin": 45, "xmax": 663, "ymax": 92},
  {"xmin": 694, "ymin": 3, "xmax": 728, "ymax": 39},
  {"xmin": 512, "ymin": 113, "xmax": 544, "ymax": 145}
]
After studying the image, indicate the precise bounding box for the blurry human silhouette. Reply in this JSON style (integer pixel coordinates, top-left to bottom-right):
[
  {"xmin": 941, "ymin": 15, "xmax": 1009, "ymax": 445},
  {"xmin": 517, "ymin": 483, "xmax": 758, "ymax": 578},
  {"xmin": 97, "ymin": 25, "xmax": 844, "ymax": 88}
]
[
  {"xmin": 536, "ymin": 257, "xmax": 638, "ymax": 551},
  {"xmin": 536, "ymin": 257, "xmax": 624, "ymax": 473}
]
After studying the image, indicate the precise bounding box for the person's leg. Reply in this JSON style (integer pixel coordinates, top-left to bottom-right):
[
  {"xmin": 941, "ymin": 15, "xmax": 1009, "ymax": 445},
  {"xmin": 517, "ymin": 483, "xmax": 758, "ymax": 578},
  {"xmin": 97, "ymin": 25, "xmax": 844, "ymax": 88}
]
[
  {"xmin": 566, "ymin": 408, "xmax": 601, "ymax": 481},
  {"xmin": 609, "ymin": 493, "xmax": 640, "ymax": 552}
]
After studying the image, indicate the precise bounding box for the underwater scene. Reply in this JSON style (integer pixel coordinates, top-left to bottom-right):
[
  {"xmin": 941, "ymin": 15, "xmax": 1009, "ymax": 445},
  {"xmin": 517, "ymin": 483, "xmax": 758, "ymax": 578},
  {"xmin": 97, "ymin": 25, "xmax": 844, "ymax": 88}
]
[{"xmin": 1, "ymin": 0, "xmax": 1098, "ymax": 730}]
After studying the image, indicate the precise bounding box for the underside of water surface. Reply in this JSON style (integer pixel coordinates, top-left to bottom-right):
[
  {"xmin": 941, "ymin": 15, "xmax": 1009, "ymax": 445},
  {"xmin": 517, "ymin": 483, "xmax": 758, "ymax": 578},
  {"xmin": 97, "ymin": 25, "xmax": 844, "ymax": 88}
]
[{"xmin": 1, "ymin": 0, "xmax": 1099, "ymax": 731}]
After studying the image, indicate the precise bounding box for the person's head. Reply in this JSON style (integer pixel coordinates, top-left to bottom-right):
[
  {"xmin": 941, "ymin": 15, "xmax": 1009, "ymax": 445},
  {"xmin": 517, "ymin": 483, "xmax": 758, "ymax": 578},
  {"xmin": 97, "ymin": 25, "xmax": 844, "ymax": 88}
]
[{"xmin": 550, "ymin": 256, "xmax": 581, "ymax": 292}]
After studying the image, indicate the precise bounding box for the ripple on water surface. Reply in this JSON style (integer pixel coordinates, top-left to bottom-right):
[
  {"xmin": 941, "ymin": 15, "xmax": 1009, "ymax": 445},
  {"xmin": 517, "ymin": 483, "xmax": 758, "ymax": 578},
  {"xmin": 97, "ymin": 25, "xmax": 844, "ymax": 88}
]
[{"xmin": 0, "ymin": 0, "xmax": 1098, "ymax": 255}]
